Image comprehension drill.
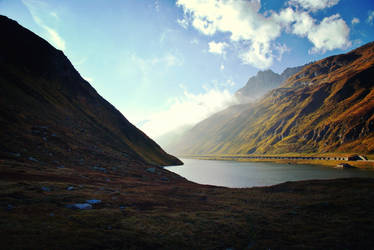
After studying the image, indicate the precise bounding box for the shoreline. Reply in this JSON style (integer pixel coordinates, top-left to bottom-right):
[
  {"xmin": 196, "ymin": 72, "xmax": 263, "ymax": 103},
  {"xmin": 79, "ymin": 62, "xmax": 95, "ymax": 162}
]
[{"xmin": 181, "ymin": 154, "xmax": 374, "ymax": 169}]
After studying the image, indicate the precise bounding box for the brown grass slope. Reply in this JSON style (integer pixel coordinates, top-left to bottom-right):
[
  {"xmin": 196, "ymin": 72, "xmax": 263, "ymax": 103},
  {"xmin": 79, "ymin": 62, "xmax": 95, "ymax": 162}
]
[
  {"xmin": 172, "ymin": 42, "xmax": 374, "ymax": 155},
  {"xmin": 0, "ymin": 15, "xmax": 182, "ymax": 167}
]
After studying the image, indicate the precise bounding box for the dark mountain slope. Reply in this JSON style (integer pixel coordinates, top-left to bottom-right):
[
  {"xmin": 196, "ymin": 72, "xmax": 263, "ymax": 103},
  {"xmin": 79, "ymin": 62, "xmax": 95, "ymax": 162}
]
[
  {"xmin": 172, "ymin": 42, "xmax": 374, "ymax": 155},
  {"xmin": 0, "ymin": 15, "xmax": 182, "ymax": 167}
]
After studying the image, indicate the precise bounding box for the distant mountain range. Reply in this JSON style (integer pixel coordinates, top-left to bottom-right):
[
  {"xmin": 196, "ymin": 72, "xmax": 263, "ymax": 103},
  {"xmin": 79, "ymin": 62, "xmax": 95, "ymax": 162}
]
[
  {"xmin": 235, "ymin": 65, "xmax": 305, "ymax": 102},
  {"xmin": 0, "ymin": 15, "xmax": 182, "ymax": 167},
  {"xmin": 169, "ymin": 42, "xmax": 374, "ymax": 155}
]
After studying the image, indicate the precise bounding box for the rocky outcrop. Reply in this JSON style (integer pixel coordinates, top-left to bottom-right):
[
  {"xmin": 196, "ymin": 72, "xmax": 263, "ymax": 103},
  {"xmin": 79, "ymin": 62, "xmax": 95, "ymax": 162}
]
[{"xmin": 235, "ymin": 65, "xmax": 305, "ymax": 102}]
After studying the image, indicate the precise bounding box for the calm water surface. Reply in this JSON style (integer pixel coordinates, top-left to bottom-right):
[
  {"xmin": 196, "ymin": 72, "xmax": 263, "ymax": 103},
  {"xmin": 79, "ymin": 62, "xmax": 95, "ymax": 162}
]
[{"xmin": 165, "ymin": 158, "xmax": 374, "ymax": 188}]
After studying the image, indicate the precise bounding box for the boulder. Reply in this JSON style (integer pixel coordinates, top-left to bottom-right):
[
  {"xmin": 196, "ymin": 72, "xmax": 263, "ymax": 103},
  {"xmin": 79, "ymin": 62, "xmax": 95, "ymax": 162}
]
[
  {"xmin": 146, "ymin": 167, "xmax": 156, "ymax": 173},
  {"xmin": 336, "ymin": 163, "xmax": 356, "ymax": 169},
  {"xmin": 66, "ymin": 203, "xmax": 92, "ymax": 210},
  {"xmin": 86, "ymin": 199, "xmax": 101, "ymax": 204}
]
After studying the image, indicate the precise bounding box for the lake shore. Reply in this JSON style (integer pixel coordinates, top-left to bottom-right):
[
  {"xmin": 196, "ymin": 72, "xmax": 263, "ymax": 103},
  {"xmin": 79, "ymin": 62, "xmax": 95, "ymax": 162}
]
[
  {"xmin": 182, "ymin": 154, "xmax": 374, "ymax": 169},
  {"xmin": 1, "ymin": 158, "xmax": 374, "ymax": 249}
]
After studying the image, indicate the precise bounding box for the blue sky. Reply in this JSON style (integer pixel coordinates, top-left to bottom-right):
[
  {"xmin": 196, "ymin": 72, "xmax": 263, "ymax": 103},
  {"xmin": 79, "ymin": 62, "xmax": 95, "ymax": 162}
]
[{"xmin": 1, "ymin": 0, "xmax": 374, "ymax": 142}]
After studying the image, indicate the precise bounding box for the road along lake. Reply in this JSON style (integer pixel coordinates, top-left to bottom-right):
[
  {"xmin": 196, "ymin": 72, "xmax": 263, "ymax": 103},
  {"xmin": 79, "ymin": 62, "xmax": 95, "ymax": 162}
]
[{"xmin": 165, "ymin": 158, "xmax": 374, "ymax": 188}]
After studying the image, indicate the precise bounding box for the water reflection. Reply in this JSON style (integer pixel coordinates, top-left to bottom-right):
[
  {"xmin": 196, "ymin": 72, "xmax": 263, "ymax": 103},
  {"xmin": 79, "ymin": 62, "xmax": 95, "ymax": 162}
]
[{"xmin": 166, "ymin": 158, "xmax": 374, "ymax": 188}]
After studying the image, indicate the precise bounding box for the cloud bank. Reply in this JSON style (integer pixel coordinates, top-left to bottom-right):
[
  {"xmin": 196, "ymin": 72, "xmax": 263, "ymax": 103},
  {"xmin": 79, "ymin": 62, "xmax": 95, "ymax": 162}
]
[
  {"xmin": 138, "ymin": 86, "xmax": 238, "ymax": 138},
  {"xmin": 177, "ymin": 0, "xmax": 351, "ymax": 69}
]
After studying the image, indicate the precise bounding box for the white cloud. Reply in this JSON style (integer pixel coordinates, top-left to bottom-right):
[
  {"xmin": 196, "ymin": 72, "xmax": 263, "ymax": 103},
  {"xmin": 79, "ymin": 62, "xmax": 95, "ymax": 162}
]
[
  {"xmin": 138, "ymin": 86, "xmax": 238, "ymax": 138},
  {"xmin": 49, "ymin": 11, "xmax": 59, "ymax": 20},
  {"xmin": 82, "ymin": 75, "xmax": 94, "ymax": 83},
  {"xmin": 208, "ymin": 41, "xmax": 228, "ymax": 55},
  {"xmin": 177, "ymin": 18, "xmax": 189, "ymax": 29},
  {"xmin": 162, "ymin": 53, "xmax": 184, "ymax": 67},
  {"xmin": 226, "ymin": 79, "xmax": 235, "ymax": 87},
  {"xmin": 288, "ymin": 0, "xmax": 339, "ymax": 12},
  {"xmin": 273, "ymin": 8, "xmax": 350, "ymax": 54},
  {"xmin": 132, "ymin": 52, "xmax": 184, "ymax": 70},
  {"xmin": 176, "ymin": 0, "xmax": 351, "ymax": 69},
  {"xmin": 239, "ymin": 42, "xmax": 273, "ymax": 69},
  {"xmin": 154, "ymin": 0, "xmax": 160, "ymax": 12},
  {"xmin": 307, "ymin": 14, "xmax": 351, "ymax": 53},
  {"xmin": 291, "ymin": 11, "xmax": 315, "ymax": 36},
  {"xmin": 176, "ymin": 0, "xmax": 282, "ymax": 69},
  {"xmin": 22, "ymin": 0, "xmax": 66, "ymax": 50},
  {"xmin": 220, "ymin": 64, "xmax": 225, "ymax": 70},
  {"xmin": 368, "ymin": 10, "xmax": 374, "ymax": 25},
  {"xmin": 42, "ymin": 25, "xmax": 66, "ymax": 50},
  {"xmin": 351, "ymin": 17, "xmax": 360, "ymax": 25},
  {"xmin": 274, "ymin": 43, "xmax": 290, "ymax": 61}
]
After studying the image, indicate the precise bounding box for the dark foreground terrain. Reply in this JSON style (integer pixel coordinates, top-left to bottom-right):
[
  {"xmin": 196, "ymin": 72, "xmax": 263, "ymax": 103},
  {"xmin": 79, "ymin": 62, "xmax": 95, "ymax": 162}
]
[{"xmin": 1, "ymin": 158, "xmax": 374, "ymax": 250}]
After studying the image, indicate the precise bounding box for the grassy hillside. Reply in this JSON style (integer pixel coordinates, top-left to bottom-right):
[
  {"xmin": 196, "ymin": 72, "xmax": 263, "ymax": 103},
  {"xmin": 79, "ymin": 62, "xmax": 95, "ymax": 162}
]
[
  {"xmin": 172, "ymin": 42, "xmax": 374, "ymax": 155},
  {"xmin": 0, "ymin": 15, "xmax": 182, "ymax": 167}
]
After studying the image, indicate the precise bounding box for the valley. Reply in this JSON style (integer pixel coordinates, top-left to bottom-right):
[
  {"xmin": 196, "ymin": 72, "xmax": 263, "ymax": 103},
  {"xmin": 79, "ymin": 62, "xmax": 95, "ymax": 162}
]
[{"xmin": 1, "ymin": 12, "xmax": 374, "ymax": 250}]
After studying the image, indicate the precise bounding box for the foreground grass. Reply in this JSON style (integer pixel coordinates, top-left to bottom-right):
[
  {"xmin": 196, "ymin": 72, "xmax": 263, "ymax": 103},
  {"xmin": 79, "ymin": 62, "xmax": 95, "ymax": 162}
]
[{"xmin": 1, "ymin": 159, "xmax": 374, "ymax": 249}]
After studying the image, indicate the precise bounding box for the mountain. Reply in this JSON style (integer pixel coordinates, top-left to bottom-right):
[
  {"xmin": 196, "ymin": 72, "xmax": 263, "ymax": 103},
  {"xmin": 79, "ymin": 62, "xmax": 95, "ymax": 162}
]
[
  {"xmin": 235, "ymin": 65, "xmax": 304, "ymax": 102},
  {"xmin": 0, "ymin": 15, "xmax": 182, "ymax": 167},
  {"xmin": 171, "ymin": 42, "xmax": 374, "ymax": 155}
]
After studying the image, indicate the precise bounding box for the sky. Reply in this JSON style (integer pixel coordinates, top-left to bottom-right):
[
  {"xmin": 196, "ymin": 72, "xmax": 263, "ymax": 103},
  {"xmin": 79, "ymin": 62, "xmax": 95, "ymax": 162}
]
[{"xmin": 1, "ymin": 0, "xmax": 374, "ymax": 143}]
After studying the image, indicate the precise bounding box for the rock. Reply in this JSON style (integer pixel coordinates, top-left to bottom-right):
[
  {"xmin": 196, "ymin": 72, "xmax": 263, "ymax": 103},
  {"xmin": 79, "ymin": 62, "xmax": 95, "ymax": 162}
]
[
  {"xmin": 86, "ymin": 199, "xmax": 101, "ymax": 204},
  {"xmin": 336, "ymin": 163, "xmax": 356, "ymax": 169},
  {"xmin": 29, "ymin": 157, "xmax": 38, "ymax": 162},
  {"xmin": 146, "ymin": 167, "xmax": 156, "ymax": 173},
  {"xmin": 12, "ymin": 152, "xmax": 21, "ymax": 157},
  {"xmin": 66, "ymin": 203, "xmax": 92, "ymax": 210},
  {"xmin": 289, "ymin": 210, "xmax": 298, "ymax": 215},
  {"xmin": 92, "ymin": 165, "xmax": 107, "ymax": 173},
  {"xmin": 41, "ymin": 186, "xmax": 51, "ymax": 192}
]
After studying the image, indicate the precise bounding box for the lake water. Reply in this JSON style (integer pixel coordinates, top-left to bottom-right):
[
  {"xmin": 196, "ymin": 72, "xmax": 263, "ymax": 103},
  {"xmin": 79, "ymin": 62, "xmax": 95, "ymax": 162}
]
[{"xmin": 165, "ymin": 158, "xmax": 374, "ymax": 188}]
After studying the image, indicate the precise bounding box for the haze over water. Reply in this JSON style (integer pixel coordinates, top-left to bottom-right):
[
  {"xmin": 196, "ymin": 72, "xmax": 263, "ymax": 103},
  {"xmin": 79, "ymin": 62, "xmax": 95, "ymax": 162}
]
[{"xmin": 166, "ymin": 159, "xmax": 374, "ymax": 188}]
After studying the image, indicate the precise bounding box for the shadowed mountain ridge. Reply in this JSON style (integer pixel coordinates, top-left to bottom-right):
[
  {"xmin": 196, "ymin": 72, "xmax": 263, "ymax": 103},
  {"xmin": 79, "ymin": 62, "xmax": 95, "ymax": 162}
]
[{"xmin": 0, "ymin": 15, "xmax": 182, "ymax": 167}]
